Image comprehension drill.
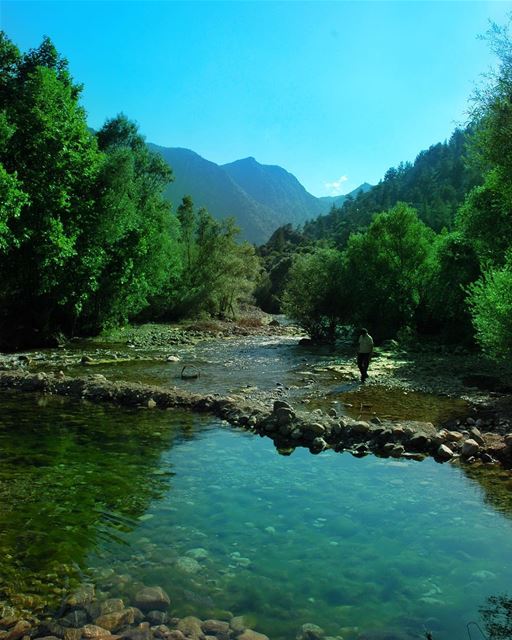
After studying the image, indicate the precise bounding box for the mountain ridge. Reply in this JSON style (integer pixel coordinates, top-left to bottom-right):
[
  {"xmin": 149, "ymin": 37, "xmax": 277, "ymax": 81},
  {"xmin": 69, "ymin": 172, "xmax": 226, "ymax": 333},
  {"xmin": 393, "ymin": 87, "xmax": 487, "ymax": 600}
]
[{"xmin": 149, "ymin": 142, "xmax": 371, "ymax": 244}]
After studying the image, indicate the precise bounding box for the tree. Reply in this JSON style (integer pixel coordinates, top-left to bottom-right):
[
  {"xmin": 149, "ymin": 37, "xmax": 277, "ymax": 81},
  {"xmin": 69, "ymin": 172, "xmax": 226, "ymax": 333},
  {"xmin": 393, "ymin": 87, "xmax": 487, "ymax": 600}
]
[
  {"xmin": 419, "ymin": 231, "xmax": 481, "ymax": 342},
  {"xmin": 283, "ymin": 248, "xmax": 345, "ymax": 342},
  {"xmin": 0, "ymin": 34, "xmax": 101, "ymax": 345},
  {"xmin": 79, "ymin": 114, "xmax": 175, "ymax": 332},
  {"xmin": 343, "ymin": 203, "xmax": 433, "ymax": 339},
  {"xmin": 467, "ymin": 252, "xmax": 512, "ymax": 358}
]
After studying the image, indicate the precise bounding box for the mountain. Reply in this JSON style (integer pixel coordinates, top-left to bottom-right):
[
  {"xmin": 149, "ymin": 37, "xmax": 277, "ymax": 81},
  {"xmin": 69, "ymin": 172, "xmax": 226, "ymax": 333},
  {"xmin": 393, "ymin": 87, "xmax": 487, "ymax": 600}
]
[
  {"xmin": 222, "ymin": 157, "xmax": 327, "ymax": 225},
  {"xmin": 318, "ymin": 182, "xmax": 373, "ymax": 207},
  {"xmin": 149, "ymin": 143, "xmax": 371, "ymax": 244},
  {"xmin": 149, "ymin": 145, "xmax": 281, "ymax": 245}
]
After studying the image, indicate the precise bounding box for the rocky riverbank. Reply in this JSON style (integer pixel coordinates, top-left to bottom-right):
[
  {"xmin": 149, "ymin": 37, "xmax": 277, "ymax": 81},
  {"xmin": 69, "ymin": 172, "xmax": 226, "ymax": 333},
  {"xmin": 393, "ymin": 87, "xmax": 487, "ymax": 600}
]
[
  {"xmin": 0, "ymin": 584, "xmax": 272, "ymax": 640},
  {"xmin": 0, "ymin": 370, "xmax": 511, "ymax": 469}
]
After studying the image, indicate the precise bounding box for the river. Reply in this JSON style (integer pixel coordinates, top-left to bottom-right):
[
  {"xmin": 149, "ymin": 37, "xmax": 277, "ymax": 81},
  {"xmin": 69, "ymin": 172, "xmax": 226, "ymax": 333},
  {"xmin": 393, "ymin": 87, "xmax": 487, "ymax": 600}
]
[{"xmin": 0, "ymin": 331, "xmax": 511, "ymax": 639}]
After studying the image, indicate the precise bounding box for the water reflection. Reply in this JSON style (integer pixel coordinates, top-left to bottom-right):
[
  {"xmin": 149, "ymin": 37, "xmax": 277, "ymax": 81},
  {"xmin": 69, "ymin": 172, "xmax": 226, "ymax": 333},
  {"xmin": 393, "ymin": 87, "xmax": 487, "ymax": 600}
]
[{"xmin": 0, "ymin": 394, "xmax": 198, "ymax": 613}]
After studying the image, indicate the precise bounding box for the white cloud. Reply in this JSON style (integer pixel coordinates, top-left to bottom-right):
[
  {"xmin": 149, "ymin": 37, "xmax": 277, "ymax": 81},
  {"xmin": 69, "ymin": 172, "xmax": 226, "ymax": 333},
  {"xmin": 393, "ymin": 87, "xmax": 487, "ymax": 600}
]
[{"xmin": 324, "ymin": 175, "xmax": 349, "ymax": 195}]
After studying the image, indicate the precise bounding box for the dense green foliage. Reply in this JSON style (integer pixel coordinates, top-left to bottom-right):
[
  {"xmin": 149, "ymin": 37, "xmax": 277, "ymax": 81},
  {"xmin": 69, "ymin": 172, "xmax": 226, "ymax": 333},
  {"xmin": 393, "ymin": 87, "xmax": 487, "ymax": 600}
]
[
  {"xmin": 271, "ymin": 17, "xmax": 512, "ymax": 355},
  {"xmin": 0, "ymin": 34, "xmax": 259, "ymax": 348}
]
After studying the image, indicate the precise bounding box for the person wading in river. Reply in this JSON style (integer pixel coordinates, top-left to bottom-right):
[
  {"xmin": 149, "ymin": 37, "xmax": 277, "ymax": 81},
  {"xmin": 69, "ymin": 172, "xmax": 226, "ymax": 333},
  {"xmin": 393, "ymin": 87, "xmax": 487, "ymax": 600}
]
[{"xmin": 357, "ymin": 328, "xmax": 374, "ymax": 383}]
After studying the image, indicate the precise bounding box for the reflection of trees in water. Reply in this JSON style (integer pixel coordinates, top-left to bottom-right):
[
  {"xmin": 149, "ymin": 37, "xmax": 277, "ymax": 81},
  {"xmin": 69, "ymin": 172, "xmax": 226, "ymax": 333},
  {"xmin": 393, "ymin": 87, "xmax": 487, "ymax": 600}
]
[
  {"xmin": 0, "ymin": 395, "xmax": 199, "ymax": 611},
  {"xmin": 480, "ymin": 593, "xmax": 512, "ymax": 639},
  {"xmin": 460, "ymin": 462, "xmax": 512, "ymax": 520}
]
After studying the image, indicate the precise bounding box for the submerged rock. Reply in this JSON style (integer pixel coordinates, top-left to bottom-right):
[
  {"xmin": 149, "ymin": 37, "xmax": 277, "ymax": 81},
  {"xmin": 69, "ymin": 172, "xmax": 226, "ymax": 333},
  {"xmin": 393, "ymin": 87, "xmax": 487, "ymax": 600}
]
[
  {"xmin": 296, "ymin": 623, "xmax": 325, "ymax": 640},
  {"xmin": 238, "ymin": 631, "xmax": 270, "ymax": 640},
  {"xmin": 177, "ymin": 617, "xmax": 203, "ymax": 639},
  {"xmin": 176, "ymin": 557, "xmax": 201, "ymax": 574},
  {"xmin": 133, "ymin": 587, "xmax": 170, "ymax": 612}
]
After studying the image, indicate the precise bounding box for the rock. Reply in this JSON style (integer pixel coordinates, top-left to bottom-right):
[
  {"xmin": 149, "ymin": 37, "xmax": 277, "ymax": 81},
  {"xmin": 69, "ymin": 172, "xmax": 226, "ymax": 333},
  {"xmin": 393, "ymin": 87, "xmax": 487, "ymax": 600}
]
[
  {"xmin": 146, "ymin": 611, "xmax": 169, "ymax": 626},
  {"xmin": 480, "ymin": 452, "xmax": 494, "ymax": 464},
  {"xmin": 81, "ymin": 625, "xmax": 111, "ymax": 639},
  {"xmin": 436, "ymin": 444, "xmax": 454, "ymax": 461},
  {"xmin": 165, "ymin": 633, "xmax": 186, "ymax": 640},
  {"xmin": 327, "ymin": 408, "xmax": 338, "ymax": 418},
  {"xmin": 370, "ymin": 417, "xmax": 382, "ymax": 425},
  {"xmin": 95, "ymin": 610, "xmax": 134, "ymax": 632},
  {"xmin": 390, "ymin": 445, "xmax": 405, "ymax": 458},
  {"xmin": 466, "ymin": 417, "xmax": 476, "ymax": 426},
  {"xmin": 391, "ymin": 426, "xmax": 406, "ymax": 439},
  {"xmin": 176, "ymin": 556, "xmax": 201, "ymax": 574},
  {"xmin": 126, "ymin": 609, "xmax": 145, "ymax": 625},
  {"xmin": 185, "ymin": 548, "xmax": 209, "ymax": 561},
  {"xmin": 351, "ymin": 421, "xmax": 371, "ymax": 435},
  {"xmin": 303, "ymin": 423, "xmax": 325, "ymax": 436},
  {"xmin": 382, "ymin": 442, "xmax": 396, "ymax": 455},
  {"xmin": 504, "ymin": 433, "xmax": 512, "ymax": 447},
  {"xmin": 269, "ymin": 319, "xmax": 280, "ymax": 327},
  {"xmin": 60, "ymin": 610, "xmax": 89, "ymax": 628},
  {"xmin": 230, "ymin": 617, "xmax": 247, "ymax": 633},
  {"xmin": 201, "ymin": 620, "xmax": 230, "ymax": 638},
  {"xmin": 273, "ymin": 400, "xmax": 293, "ymax": 412},
  {"xmin": 66, "ymin": 584, "xmax": 95, "ymax": 608},
  {"xmin": 99, "ymin": 600, "xmax": 125, "ymax": 616},
  {"xmin": 3, "ymin": 621, "xmax": 31, "ymax": 640},
  {"xmin": 118, "ymin": 622, "xmax": 152, "ymax": 640},
  {"xmin": 290, "ymin": 428, "xmax": 303, "ymax": 440},
  {"xmin": 238, "ymin": 631, "xmax": 270, "ymax": 640},
  {"xmin": 408, "ymin": 433, "xmax": 430, "ymax": 452},
  {"xmin": 469, "ymin": 427, "xmax": 485, "ymax": 446},
  {"xmin": 278, "ymin": 423, "xmax": 292, "ymax": 436},
  {"xmin": 81, "ymin": 356, "xmax": 94, "ymax": 365},
  {"xmin": 310, "ymin": 437, "xmax": 327, "ymax": 453},
  {"xmin": 133, "ymin": 587, "xmax": 170, "ymax": 612},
  {"xmin": 275, "ymin": 407, "xmax": 295, "ymax": 426},
  {"xmin": 296, "ymin": 623, "xmax": 325, "ymax": 640},
  {"xmin": 444, "ymin": 430, "xmax": 464, "ymax": 442},
  {"xmin": 147, "ymin": 399, "xmax": 157, "ymax": 409},
  {"xmin": 166, "ymin": 356, "xmax": 180, "ymax": 362},
  {"xmin": 461, "ymin": 439, "xmax": 480, "ymax": 458},
  {"xmin": 177, "ymin": 617, "xmax": 203, "ymax": 640},
  {"xmin": 402, "ymin": 452, "xmax": 425, "ymax": 461}
]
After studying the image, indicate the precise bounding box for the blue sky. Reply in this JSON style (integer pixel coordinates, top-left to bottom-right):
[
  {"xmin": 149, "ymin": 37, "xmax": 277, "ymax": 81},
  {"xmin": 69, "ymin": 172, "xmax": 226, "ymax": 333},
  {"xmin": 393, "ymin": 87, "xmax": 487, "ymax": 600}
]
[{"xmin": 2, "ymin": 1, "xmax": 511, "ymax": 196}]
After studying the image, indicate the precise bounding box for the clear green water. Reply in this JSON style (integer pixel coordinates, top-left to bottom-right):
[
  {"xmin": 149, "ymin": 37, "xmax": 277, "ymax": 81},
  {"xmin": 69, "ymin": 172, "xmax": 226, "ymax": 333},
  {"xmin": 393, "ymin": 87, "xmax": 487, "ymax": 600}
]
[{"xmin": 0, "ymin": 393, "xmax": 511, "ymax": 640}]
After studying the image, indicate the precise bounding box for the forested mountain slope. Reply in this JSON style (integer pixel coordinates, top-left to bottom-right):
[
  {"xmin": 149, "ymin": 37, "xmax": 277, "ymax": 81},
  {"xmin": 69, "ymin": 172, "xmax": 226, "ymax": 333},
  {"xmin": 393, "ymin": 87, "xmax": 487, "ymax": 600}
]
[{"xmin": 302, "ymin": 128, "xmax": 482, "ymax": 246}]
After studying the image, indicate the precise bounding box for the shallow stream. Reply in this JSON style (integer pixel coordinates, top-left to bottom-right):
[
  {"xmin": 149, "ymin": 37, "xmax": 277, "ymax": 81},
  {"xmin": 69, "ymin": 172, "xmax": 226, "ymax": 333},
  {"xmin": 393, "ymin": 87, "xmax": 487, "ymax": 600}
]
[{"xmin": 1, "ymin": 392, "xmax": 512, "ymax": 639}]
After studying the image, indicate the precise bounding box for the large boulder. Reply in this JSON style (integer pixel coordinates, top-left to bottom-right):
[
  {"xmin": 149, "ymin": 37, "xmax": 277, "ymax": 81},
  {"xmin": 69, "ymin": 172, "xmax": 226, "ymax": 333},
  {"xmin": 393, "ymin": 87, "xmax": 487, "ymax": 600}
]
[{"xmin": 133, "ymin": 587, "xmax": 170, "ymax": 612}]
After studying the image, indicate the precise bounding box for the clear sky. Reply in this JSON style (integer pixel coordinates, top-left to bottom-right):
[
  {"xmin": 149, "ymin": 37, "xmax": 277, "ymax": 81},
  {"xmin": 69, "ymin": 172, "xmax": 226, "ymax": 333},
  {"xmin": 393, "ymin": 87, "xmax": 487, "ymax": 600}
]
[{"xmin": 2, "ymin": 1, "xmax": 511, "ymax": 196}]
